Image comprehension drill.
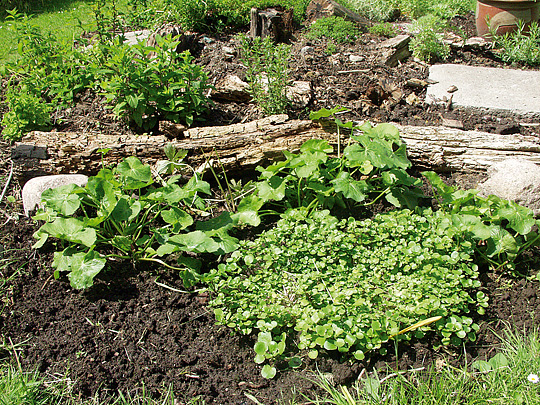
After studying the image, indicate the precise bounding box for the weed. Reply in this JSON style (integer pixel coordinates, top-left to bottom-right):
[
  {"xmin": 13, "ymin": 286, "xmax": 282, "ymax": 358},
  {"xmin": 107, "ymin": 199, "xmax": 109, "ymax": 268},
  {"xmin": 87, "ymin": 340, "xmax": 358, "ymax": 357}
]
[
  {"xmin": 97, "ymin": 34, "xmax": 211, "ymax": 129},
  {"xmin": 409, "ymin": 14, "xmax": 450, "ymax": 62},
  {"xmin": 239, "ymin": 34, "xmax": 291, "ymax": 115},
  {"xmin": 1, "ymin": 84, "xmax": 51, "ymax": 140}
]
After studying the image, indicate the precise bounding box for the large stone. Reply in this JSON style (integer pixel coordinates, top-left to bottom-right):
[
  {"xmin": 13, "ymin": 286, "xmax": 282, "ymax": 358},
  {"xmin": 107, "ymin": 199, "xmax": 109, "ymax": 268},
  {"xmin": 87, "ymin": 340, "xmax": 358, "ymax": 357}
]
[
  {"xmin": 306, "ymin": 0, "xmax": 368, "ymax": 24},
  {"xmin": 210, "ymin": 75, "xmax": 251, "ymax": 102},
  {"xmin": 22, "ymin": 174, "xmax": 88, "ymax": 216},
  {"xmin": 478, "ymin": 159, "xmax": 540, "ymax": 216}
]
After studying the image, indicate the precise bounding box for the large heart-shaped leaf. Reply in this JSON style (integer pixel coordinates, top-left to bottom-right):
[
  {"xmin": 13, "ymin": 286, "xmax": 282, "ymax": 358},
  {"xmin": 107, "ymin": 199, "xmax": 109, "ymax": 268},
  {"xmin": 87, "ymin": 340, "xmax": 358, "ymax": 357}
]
[
  {"xmin": 116, "ymin": 157, "xmax": 153, "ymax": 190},
  {"xmin": 331, "ymin": 172, "xmax": 368, "ymax": 203},
  {"xmin": 35, "ymin": 218, "xmax": 97, "ymax": 248},
  {"xmin": 67, "ymin": 250, "xmax": 107, "ymax": 289},
  {"xmin": 41, "ymin": 184, "xmax": 83, "ymax": 216}
]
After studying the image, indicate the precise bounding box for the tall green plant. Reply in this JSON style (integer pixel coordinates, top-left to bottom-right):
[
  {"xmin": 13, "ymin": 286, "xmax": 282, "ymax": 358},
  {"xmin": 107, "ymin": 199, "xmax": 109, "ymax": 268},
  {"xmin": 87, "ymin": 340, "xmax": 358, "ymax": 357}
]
[
  {"xmin": 96, "ymin": 34, "xmax": 211, "ymax": 129},
  {"xmin": 239, "ymin": 34, "xmax": 291, "ymax": 115}
]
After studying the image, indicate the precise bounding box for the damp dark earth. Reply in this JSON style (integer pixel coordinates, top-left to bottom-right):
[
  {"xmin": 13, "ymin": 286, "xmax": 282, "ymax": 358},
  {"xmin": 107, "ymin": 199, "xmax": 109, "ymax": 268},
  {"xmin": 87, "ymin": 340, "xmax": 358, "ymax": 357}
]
[{"xmin": 0, "ymin": 8, "xmax": 539, "ymax": 405}]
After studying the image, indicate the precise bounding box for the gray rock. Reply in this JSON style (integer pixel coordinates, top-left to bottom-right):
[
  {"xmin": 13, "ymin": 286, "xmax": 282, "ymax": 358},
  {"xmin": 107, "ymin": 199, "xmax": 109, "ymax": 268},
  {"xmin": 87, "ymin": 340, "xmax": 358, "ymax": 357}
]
[
  {"xmin": 210, "ymin": 75, "xmax": 251, "ymax": 102},
  {"xmin": 478, "ymin": 159, "xmax": 540, "ymax": 216},
  {"xmin": 22, "ymin": 174, "xmax": 88, "ymax": 216}
]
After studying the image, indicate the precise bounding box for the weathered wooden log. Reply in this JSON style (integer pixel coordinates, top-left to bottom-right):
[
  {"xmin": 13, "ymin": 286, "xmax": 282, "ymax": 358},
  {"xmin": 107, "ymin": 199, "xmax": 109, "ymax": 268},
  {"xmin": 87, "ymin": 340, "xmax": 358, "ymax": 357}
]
[
  {"xmin": 11, "ymin": 115, "xmax": 540, "ymax": 182},
  {"xmin": 249, "ymin": 7, "xmax": 294, "ymax": 42},
  {"xmin": 306, "ymin": 0, "xmax": 370, "ymax": 26}
]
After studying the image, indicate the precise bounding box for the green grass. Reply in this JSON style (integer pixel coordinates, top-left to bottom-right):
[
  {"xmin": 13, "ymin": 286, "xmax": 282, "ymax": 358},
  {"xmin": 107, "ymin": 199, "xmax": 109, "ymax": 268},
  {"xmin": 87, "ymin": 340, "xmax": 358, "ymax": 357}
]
[
  {"xmin": 304, "ymin": 325, "xmax": 540, "ymax": 404},
  {"xmin": 0, "ymin": 0, "xmax": 129, "ymax": 64}
]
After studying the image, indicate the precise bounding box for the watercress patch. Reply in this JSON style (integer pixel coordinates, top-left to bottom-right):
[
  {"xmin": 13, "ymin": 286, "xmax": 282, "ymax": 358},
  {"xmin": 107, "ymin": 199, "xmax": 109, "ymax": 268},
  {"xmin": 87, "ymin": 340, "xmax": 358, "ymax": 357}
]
[{"xmin": 207, "ymin": 208, "xmax": 483, "ymax": 377}]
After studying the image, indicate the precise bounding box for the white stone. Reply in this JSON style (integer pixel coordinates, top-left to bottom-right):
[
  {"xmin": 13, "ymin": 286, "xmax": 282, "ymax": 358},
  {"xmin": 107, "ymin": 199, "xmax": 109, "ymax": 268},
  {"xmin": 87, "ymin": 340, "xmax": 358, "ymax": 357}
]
[
  {"xmin": 286, "ymin": 81, "xmax": 312, "ymax": 108},
  {"xmin": 478, "ymin": 159, "xmax": 540, "ymax": 216},
  {"xmin": 22, "ymin": 174, "xmax": 88, "ymax": 216},
  {"xmin": 121, "ymin": 30, "xmax": 151, "ymax": 46},
  {"xmin": 349, "ymin": 54, "xmax": 363, "ymax": 63}
]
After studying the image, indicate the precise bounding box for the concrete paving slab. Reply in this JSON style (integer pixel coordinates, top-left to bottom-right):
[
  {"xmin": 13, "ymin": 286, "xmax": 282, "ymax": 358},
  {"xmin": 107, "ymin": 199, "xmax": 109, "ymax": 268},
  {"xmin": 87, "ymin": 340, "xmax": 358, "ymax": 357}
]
[{"xmin": 426, "ymin": 64, "xmax": 540, "ymax": 115}]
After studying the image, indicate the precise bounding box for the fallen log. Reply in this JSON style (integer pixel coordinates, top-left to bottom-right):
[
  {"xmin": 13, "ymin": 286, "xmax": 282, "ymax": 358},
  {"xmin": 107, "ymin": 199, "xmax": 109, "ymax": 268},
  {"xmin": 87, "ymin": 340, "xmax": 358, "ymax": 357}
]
[{"xmin": 11, "ymin": 115, "xmax": 540, "ymax": 182}]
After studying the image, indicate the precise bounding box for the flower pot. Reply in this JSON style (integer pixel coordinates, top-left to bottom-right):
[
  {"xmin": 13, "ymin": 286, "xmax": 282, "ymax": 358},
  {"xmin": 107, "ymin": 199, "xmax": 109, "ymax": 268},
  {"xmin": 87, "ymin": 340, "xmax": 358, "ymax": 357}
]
[{"xmin": 476, "ymin": 0, "xmax": 540, "ymax": 38}]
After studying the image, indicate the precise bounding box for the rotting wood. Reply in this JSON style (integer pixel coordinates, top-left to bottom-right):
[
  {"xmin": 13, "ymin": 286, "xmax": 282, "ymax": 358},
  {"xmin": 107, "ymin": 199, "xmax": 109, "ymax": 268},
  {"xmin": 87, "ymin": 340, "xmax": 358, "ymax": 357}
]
[
  {"xmin": 249, "ymin": 7, "xmax": 294, "ymax": 42},
  {"xmin": 11, "ymin": 115, "xmax": 540, "ymax": 181}
]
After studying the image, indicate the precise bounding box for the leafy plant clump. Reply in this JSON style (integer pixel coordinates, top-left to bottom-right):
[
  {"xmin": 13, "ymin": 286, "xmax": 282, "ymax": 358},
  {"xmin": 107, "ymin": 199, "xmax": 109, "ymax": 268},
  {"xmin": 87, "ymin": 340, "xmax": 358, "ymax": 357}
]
[
  {"xmin": 492, "ymin": 20, "xmax": 540, "ymax": 67},
  {"xmin": 32, "ymin": 151, "xmax": 246, "ymax": 290},
  {"xmin": 368, "ymin": 22, "xmax": 397, "ymax": 37},
  {"xmin": 1, "ymin": 85, "xmax": 52, "ymax": 140},
  {"xmin": 239, "ymin": 34, "xmax": 291, "ymax": 115},
  {"xmin": 252, "ymin": 109, "xmax": 424, "ymax": 216},
  {"xmin": 409, "ymin": 14, "xmax": 450, "ymax": 62},
  {"xmin": 207, "ymin": 208, "xmax": 485, "ymax": 377},
  {"xmin": 423, "ymin": 171, "xmax": 540, "ymax": 272},
  {"xmin": 306, "ymin": 16, "xmax": 360, "ymax": 44},
  {"xmin": 98, "ymin": 34, "xmax": 211, "ymax": 129}
]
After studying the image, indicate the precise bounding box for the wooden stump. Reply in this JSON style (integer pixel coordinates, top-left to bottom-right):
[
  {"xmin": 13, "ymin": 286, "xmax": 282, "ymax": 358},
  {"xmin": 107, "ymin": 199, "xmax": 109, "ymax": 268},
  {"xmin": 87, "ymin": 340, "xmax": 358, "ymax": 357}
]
[{"xmin": 249, "ymin": 7, "xmax": 294, "ymax": 42}]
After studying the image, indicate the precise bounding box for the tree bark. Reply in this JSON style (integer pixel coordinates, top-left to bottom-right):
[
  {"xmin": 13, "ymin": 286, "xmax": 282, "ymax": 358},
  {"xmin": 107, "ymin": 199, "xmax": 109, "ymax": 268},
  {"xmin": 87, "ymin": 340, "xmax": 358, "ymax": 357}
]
[{"xmin": 11, "ymin": 115, "xmax": 540, "ymax": 182}]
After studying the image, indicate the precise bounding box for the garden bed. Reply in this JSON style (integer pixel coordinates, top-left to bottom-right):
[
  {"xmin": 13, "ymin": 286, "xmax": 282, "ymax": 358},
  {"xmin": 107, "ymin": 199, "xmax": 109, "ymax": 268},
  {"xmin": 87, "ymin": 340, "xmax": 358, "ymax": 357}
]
[{"xmin": 0, "ymin": 6, "xmax": 539, "ymax": 405}]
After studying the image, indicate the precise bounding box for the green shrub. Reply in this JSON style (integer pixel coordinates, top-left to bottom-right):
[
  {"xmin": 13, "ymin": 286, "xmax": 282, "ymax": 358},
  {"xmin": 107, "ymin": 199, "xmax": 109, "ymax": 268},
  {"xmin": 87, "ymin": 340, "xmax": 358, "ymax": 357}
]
[
  {"xmin": 1, "ymin": 85, "xmax": 51, "ymax": 141},
  {"xmin": 368, "ymin": 22, "xmax": 397, "ymax": 37},
  {"xmin": 253, "ymin": 112, "xmax": 424, "ymax": 215},
  {"xmin": 97, "ymin": 34, "xmax": 211, "ymax": 129},
  {"xmin": 306, "ymin": 16, "xmax": 360, "ymax": 43},
  {"xmin": 493, "ymin": 20, "xmax": 540, "ymax": 66},
  {"xmin": 339, "ymin": 0, "xmax": 399, "ymax": 22},
  {"xmin": 410, "ymin": 14, "xmax": 450, "ymax": 62},
  {"xmin": 207, "ymin": 208, "xmax": 484, "ymax": 377},
  {"xmin": 239, "ymin": 34, "xmax": 291, "ymax": 115}
]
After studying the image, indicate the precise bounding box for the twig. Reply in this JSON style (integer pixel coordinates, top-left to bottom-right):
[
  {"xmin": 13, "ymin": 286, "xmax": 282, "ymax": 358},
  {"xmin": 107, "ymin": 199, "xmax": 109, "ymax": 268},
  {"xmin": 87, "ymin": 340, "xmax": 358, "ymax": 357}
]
[
  {"xmin": 154, "ymin": 279, "xmax": 206, "ymax": 294},
  {"xmin": 40, "ymin": 273, "xmax": 54, "ymax": 291},
  {"xmin": 8, "ymin": 337, "xmax": 22, "ymax": 372},
  {"xmin": 0, "ymin": 160, "xmax": 14, "ymax": 205},
  {"xmin": 337, "ymin": 69, "xmax": 370, "ymax": 74}
]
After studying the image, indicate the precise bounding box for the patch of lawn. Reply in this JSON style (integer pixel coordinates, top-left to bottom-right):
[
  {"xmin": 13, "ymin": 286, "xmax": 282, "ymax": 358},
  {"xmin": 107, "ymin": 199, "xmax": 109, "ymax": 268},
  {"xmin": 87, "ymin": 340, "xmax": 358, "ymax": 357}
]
[{"xmin": 0, "ymin": 0, "xmax": 129, "ymax": 64}]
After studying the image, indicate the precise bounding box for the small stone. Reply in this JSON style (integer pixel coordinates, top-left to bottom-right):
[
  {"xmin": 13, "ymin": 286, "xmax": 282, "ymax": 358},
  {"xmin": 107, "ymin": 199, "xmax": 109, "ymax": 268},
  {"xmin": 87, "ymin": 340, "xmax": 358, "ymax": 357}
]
[
  {"xmin": 210, "ymin": 75, "xmax": 251, "ymax": 102},
  {"xmin": 441, "ymin": 117, "xmax": 464, "ymax": 129},
  {"xmin": 286, "ymin": 81, "xmax": 313, "ymax": 108},
  {"xmin": 447, "ymin": 85, "xmax": 458, "ymax": 93},
  {"xmin": 349, "ymin": 54, "xmax": 363, "ymax": 63},
  {"xmin": 222, "ymin": 46, "xmax": 236, "ymax": 57},
  {"xmin": 22, "ymin": 174, "xmax": 89, "ymax": 216},
  {"xmin": 406, "ymin": 78, "xmax": 428, "ymax": 89},
  {"xmin": 405, "ymin": 93, "xmax": 421, "ymax": 106},
  {"xmin": 300, "ymin": 46, "xmax": 315, "ymax": 56}
]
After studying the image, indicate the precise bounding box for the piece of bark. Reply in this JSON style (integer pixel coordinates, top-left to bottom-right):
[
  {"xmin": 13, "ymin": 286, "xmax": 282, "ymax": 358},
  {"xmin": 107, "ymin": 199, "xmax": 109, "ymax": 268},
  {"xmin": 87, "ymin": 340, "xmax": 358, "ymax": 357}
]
[{"xmin": 12, "ymin": 117, "xmax": 540, "ymax": 182}]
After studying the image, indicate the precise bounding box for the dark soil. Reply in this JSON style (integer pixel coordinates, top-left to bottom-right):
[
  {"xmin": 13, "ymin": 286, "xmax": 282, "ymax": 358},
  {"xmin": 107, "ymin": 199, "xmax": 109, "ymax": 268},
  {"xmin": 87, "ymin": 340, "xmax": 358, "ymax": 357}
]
[{"xmin": 0, "ymin": 10, "xmax": 539, "ymax": 405}]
